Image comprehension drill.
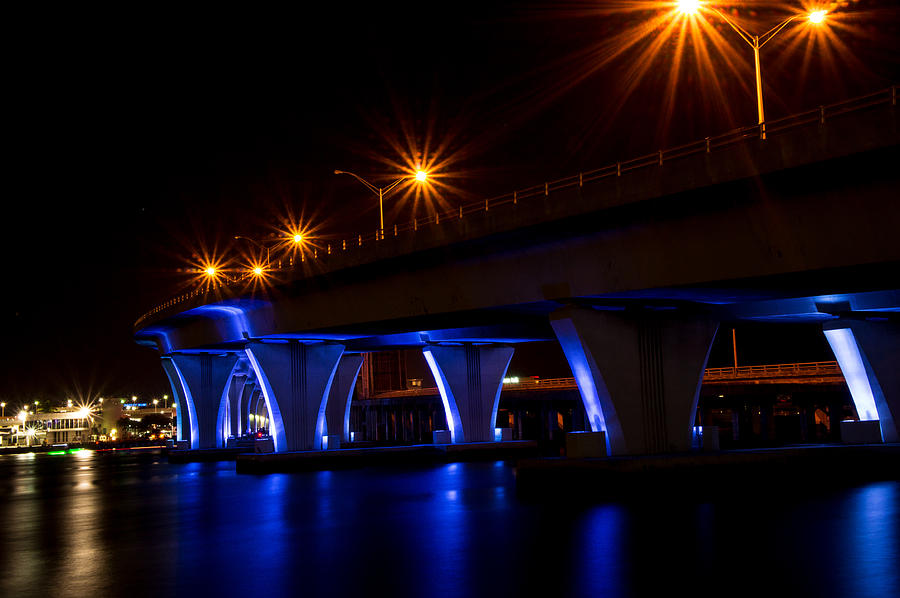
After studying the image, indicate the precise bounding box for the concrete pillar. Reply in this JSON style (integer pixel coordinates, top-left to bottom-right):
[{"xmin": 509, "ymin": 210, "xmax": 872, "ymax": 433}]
[
  {"xmin": 239, "ymin": 382, "xmax": 256, "ymax": 437},
  {"xmin": 324, "ymin": 353, "xmax": 364, "ymax": 444},
  {"xmin": 227, "ymin": 374, "xmax": 248, "ymax": 438},
  {"xmin": 165, "ymin": 353, "xmax": 240, "ymax": 450},
  {"xmin": 161, "ymin": 356, "xmax": 192, "ymax": 446},
  {"xmin": 824, "ymin": 320, "xmax": 899, "ymax": 442},
  {"xmin": 245, "ymin": 341, "xmax": 345, "ymax": 452},
  {"xmin": 422, "ymin": 344, "xmax": 514, "ymax": 443},
  {"xmin": 550, "ymin": 306, "xmax": 718, "ymax": 456}
]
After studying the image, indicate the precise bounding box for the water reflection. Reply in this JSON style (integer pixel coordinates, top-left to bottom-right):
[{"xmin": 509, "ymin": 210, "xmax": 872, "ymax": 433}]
[
  {"xmin": 0, "ymin": 452, "xmax": 897, "ymax": 598},
  {"xmin": 843, "ymin": 482, "xmax": 900, "ymax": 597}
]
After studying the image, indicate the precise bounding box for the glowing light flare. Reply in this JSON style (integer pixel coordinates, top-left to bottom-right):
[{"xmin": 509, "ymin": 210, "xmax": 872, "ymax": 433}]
[
  {"xmin": 252, "ymin": 266, "xmax": 264, "ymax": 276},
  {"xmin": 808, "ymin": 10, "xmax": 826, "ymax": 24},
  {"xmin": 676, "ymin": 0, "xmax": 700, "ymax": 15},
  {"xmin": 292, "ymin": 233, "xmax": 303, "ymax": 245},
  {"xmin": 415, "ymin": 170, "xmax": 428, "ymax": 182}
]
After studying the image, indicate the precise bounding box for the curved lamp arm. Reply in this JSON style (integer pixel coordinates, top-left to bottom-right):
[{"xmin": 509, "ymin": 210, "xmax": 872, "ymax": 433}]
[{"xmin": 334, "ymin": 170, "xmax": 380, "ymax": 195}]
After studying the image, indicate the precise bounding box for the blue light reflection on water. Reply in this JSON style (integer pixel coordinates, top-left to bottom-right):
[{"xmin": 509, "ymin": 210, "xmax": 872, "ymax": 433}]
[{"xmin": 0, "ymin": 451, "xmax": 898, "ymax": 598}]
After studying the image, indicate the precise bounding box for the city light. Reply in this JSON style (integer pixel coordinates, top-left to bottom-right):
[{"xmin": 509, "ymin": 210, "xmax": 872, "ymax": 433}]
[
  {"xmin": 415, "ymin": 170, "xmax": 428, "ymax": 182},
  {"xmin": 676, "ymin": 0, "xmax": 700, "ymax": 15},
  {"xmin": 809, "ymin": 10, "xmax": 826, "ymax": 24},
  {"xmin": 204, "ymin": 266, "xmax": 217, "ymax": 277},
  {"xmin": 292, "ymin": 233, "xmax": 303, "ymax": 244},
  {"xmin": 252, "ymin": 266, "xmax": 264, "ymax": 276}
]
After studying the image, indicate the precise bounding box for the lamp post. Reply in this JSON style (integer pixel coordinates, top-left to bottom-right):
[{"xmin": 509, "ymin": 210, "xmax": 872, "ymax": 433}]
[
  {"xmin": 334, "ymin": 170, "xmax": 428, "ymax": 239},
  {"xmin": 153, "ymin": 399, "xmax": 159, "ymax": 413},
  {"xmin": 675, "ymin": 1, "xmax": 828, "ymax": 139},
  {"xmin": 1, "ymin": 402, "xmax": 5, "ymax": 417}
]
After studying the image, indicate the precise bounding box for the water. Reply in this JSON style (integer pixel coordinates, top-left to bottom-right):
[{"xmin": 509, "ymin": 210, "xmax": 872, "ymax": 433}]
[{"xmin": 0, "ymin": 450, "xmax": 897, "ymax": 598}]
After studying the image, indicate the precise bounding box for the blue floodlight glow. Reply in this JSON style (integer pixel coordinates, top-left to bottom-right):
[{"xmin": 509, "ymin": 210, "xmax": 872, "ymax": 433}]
[
  {"xmin": 244, "ymin": 347, "xmax": 286, "ymax": 452},
  {"xmin": 423, "ymin": 348, "xmax": 462, "ymax": 443},
  {"xmin": 824, "ymin": 328, "xmax": 879, "ymax": 421},
  {"xmin": 216, "ymin": 390, "xmax": 230, "ymax": 449},
  {"xmin": 551, "ymin": 316, "xmax": 612, "ymax": 454},
  {"xmin": 167, "ymin": 358, "xmax": 200, "ymax": 450},
  {"xmin": 315, "ymin": 357, "xmax": 342, "ymax": 452}
]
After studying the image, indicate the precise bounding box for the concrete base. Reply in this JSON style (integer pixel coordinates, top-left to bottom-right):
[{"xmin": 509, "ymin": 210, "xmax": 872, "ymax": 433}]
[
  {"xmin": 494, "ymin": 428, "xmax": 513, "ymax": 442},
  {"xmin": 433, "ymin": 430, "xmax": 451, "ymax": 444},
  {"xmin": 841, "ymin": 420, "xmax": 883, "ymax": 444},
  {"xmin": 323, "ymin": 435, "xmax": 341, "ymax": 450},
  {"xmin": 236, "ymin": 440, "xmax": 540, "ymax": 473},
  {"xmin": 517, "ymin": 444, "xmax": 900, "ymax": 499},
  {"xmin": 566, "ymin": 431, "xmax": 607, "ymax": 458},
  {"xmin": 167, "ymin": 448, "xmax": 244, "ymax": 463},
  {"xmin": 692, "ymin": 426, "xmax": 720, "ymax": 451}
]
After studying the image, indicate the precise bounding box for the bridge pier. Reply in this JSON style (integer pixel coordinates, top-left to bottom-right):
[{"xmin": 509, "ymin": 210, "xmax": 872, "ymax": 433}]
[
  {"xmin": 227, "ymin": 373, "xmax": 248, "ymax": 438},
  {"xmin": 422, "ymin": 344, "xmax": 514, "ymax": 443},
  {"xmin": 160, "ymin": 356, "xmax": 192, "ymax": 447},
  {"xmin": 164, "ymin": 353, "xmax": 241, "ymax": 449},
  {"xmin": 325, "ymin": 353, "xmax": 364, "ymax": 444},
  {"xmin": 245, "ymin": 341, "xmax": 345, "ymax": 452},
  {"xmin": 239, "ymin": 381, "xmax": 257, "ymax": 436},
  {"xmin": 824, "ymin": 320, "xmax": 899, "ymax": 442},
  {"xmin": 550, "ymin": 306, "xmax": 718, "ymax": 456}
]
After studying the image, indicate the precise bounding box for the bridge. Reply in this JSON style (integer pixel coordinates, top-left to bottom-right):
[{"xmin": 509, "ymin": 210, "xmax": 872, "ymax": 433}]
[
  {"xmin": 374, "ymin": 361, "xmax": 846, "ymax": 400},
  {"xmin": 135, "ymin": 87, "xmax": 900, "ymax": 457}
]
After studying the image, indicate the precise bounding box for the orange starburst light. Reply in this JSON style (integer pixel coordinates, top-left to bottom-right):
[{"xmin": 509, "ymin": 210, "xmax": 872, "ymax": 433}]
[{"xmin": 677, "ymin": 0, "xmax": 700, "ymax": 15}]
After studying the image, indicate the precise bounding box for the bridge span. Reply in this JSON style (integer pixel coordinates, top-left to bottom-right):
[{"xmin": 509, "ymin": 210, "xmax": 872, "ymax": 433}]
[{"xmin": 136, "ymin": 88, "xmax": 899, "ymax": 456}]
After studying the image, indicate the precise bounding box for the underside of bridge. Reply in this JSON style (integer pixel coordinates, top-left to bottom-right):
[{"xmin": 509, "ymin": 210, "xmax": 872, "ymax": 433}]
[{"xmin": 137, "ymin": 99, "xmax": 900, "ymax": 455}]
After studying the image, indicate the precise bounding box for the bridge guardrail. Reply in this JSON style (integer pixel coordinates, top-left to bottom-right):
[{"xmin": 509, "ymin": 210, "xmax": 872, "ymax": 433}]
[
  {"xmin": 136, "ymin": 86, "xmax": 898, "ymax": 328},
  {"xmin": 368, "ymin": 362, "xmax": 845, "ymax": 399}
]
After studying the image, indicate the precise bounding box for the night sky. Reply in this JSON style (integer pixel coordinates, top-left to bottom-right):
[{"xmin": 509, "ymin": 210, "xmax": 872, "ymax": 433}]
[{"xmin": 3, "ymin": 1, "xmax": 898, "ymax": 406}]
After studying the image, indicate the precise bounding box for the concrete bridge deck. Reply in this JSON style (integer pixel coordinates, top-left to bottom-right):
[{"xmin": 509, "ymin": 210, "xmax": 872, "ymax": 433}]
[{"xmin": 134, "ymin": 87, "xmax": 900, "ymax": 458}]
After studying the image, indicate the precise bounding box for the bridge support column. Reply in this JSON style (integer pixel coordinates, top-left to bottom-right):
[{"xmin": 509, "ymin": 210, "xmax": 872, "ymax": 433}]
[
  {"xmin": 239, "ymin": 381, "xmax": 256, "ymax": 436},
  {"xmin": 422, "ymin": 344, "xmax": 514, "ymax": 443},
  {"xmin": 165, "ymin": 353, "xmax": 240, "ymax": 450},
  {"xmin": 824, "ymin": 321, "xmax": 899, "ymax": 442},
  {"xmin": 325, "ymin": 353, "xmax": 364, "ymax": 444},
  {"xmin": 161, "ymin": 356, "xmax": 193, "ymax": 447},
  {"xmin": 227, "ymin": 374, "xmax": 248, "ymax": 438},
  {"xmin": 550, "ymin": 306, "xmax": 718, "ymax": 456},
  {"xmin": 245, "ymin": 341, "xmax": 345, "ymax": 452}
]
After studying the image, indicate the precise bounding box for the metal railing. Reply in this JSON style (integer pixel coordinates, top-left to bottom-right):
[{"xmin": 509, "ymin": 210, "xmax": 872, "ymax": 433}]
[
  {"xmin": 135, "ymin": 86, "xmax": 898, "ymax": 328},
  {"xmin": 703, "ymin": 360, "xmax": 842, "ymax": 380},
  {"xmin": 370, "ymin": 361, "xmax": 845, "ymax": 399}
]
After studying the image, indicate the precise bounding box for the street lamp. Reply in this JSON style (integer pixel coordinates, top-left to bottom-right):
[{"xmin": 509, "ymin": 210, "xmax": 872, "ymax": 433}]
[
  {"xmin": 163, "ymin": 394, "xmax": 168, "ymax": 409},
  {"xmin": 1, "ymin": 402, "xmax": 5, "ymax": 417},
  {"xmin": 674, "ymin": 1, "xmax": 828, "ymax": 138},
  {"xmin": 334, "ymin": 170, "xmax": 428, "ymax": 239},
  {"xmin": 153, "ymin": 399, "xmax": 159, "ymax": 413}
]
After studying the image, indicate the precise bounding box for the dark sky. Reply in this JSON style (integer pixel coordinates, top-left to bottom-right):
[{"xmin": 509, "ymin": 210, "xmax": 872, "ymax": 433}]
[{"xmin": 3, "ymin": 1, "xmax": 898, "ymax": 405}]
